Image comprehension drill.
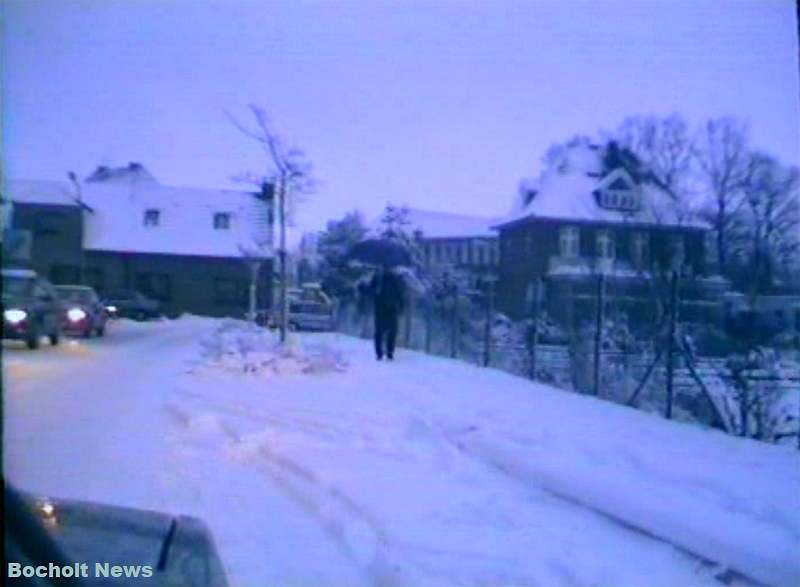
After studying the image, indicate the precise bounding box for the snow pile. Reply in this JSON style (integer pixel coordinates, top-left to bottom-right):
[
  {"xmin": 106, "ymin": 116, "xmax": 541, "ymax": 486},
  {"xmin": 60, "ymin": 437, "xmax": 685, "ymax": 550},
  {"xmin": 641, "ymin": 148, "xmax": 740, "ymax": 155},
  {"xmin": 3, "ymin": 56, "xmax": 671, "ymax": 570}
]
[{"xmin": 196, "ymin": 320, "xmax": 347, "ymax": 376}]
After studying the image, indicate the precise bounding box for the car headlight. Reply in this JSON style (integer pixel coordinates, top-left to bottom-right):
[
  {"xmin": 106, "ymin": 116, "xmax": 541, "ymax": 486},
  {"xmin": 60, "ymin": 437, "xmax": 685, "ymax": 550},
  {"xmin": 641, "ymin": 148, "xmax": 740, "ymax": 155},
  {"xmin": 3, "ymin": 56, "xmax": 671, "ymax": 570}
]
[
  {"xmin": 105, "ymin": 305, "xmax": 117, "ymax": 313},
  {"xmin": 4, "ymin": 309, "xmax": 27, "ymax": 324},
  {"xmin": 67, "ymin": 308, "xmax": 87, "ymax": 322}
]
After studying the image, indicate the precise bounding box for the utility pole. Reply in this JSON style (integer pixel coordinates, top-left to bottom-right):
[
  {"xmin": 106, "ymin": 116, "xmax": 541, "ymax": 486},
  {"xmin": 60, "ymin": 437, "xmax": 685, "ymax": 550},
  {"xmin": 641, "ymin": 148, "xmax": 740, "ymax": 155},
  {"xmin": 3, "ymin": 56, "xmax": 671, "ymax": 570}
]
[
  {"xmin": 277, "ymin": 180, "xmax": 289, "ymax": 342},
  {"xmin": 68, "ymin": 172, "xmax": 86, "ymax": 285}
]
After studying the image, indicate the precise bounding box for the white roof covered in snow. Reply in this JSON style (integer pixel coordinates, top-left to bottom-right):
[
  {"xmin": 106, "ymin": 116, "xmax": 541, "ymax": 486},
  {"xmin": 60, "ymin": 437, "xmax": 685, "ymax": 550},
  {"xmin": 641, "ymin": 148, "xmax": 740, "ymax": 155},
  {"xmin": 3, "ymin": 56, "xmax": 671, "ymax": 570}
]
[
  {"xmin": 7, "ymin": 179, "xmax": 273, "ymax": 259},
  {"xmin": 371, "ymin": 208, "xmax": 501, "ymax": 240},
  {"xmin": 498, "ymin": 141, "xmax": 707, "ymax": 230}
]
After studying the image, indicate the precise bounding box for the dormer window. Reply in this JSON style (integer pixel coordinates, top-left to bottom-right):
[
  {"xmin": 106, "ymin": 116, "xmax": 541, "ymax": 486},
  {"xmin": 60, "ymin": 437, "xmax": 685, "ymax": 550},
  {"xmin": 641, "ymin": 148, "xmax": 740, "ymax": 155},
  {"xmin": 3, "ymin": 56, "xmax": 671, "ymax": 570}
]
[
  {"xmin": 214, "ymin": 212, "xmax": 231, "ymax": 230},
  {"xmin": 598, "ymin": 188, "xmax": 640, "ymax": 211},
  {"xmin": 596, "ymin": 170, "xmax": 641, "ymax": 212},
  {"xmin": 143, "ymin": 209, "xmax": 160, "ymax": 227}
]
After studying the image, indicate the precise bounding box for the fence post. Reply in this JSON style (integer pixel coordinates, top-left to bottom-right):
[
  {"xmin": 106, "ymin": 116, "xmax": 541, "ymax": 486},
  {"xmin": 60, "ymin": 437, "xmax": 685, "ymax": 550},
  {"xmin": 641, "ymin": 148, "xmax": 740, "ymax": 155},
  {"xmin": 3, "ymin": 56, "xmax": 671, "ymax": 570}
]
[
  {"xmin": 593, "ymin": 272, "xmax": 605, "ymax": 396},
  {"xmin": 665, "ymin": 270, "xmax": 679, "ymax": 420},
  {"xmin": 424, "ymin": 297, "xmax": 432, "ymax": 354},
  {"xmin": 404, "ymin": 290, "xmax": 413, "ymax": 348},
  {"xmin": 530, "ymin": 278, "xmax": 543, "ymax": 380},
  {"xmin": 482, "ymin": 280, "xmax": 494, "ymax": 367},
  {"xmin": 450, "ymin": 289, "xmax": 458, "ymax": 359}
]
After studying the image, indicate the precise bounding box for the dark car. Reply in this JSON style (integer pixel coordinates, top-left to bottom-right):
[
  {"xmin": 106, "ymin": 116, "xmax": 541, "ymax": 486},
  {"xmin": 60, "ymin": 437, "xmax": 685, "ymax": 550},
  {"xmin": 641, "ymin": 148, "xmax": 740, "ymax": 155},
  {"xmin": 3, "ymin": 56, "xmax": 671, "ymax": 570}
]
[
  {"xmin": 103, "ymin": 289, "xmax": 161, "ymax": 321},
  {"xmin": 56, "ymin": 285, "xmax": 108, "ymax": 338},
  {"xmin": 2, "ymin": 268, "xmax": 62, "ymax": 349},
  {"xmin": 6, "ymin": 484, "xmax": 229, "ymax": 586}
]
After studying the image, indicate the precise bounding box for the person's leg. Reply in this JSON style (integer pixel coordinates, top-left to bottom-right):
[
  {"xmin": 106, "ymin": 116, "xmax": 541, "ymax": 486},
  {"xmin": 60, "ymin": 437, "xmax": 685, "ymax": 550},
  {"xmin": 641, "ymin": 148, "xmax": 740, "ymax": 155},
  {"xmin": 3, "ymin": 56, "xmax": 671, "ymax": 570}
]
[
  {"xmin": 374, "ymin": 310, "xmax": 384, "ymax": 359},
  {"xmin": 386, "ymin": 311, "xmax": 398, "ymax": 359}
]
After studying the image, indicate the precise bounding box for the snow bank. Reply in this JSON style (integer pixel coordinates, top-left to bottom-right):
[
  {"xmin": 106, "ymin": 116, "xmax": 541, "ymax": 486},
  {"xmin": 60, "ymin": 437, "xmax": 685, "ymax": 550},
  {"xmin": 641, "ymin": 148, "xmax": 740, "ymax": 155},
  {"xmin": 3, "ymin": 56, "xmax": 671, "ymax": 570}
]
[{"xmin": 195, "ymin": 319, "xmax": 347, "ymax": 376}]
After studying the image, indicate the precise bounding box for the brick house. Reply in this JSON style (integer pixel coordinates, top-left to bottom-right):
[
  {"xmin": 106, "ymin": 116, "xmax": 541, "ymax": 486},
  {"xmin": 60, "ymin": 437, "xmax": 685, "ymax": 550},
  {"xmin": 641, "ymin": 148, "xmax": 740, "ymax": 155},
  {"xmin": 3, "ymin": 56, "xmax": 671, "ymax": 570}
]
[
  {"xmin": 3, "ymin": 164, "xmax": 274, "ymax": 318},
  {"xmin": 494, "ymin": 140, "xmax": 728, "ymax": 327}
]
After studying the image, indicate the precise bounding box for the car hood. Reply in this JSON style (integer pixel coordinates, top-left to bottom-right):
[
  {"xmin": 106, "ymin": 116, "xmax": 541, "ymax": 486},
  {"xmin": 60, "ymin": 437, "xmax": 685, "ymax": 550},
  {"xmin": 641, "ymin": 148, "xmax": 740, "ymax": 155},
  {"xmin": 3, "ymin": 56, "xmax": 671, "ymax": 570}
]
[
  {"xmin": 63, "ymin": 302, "xmax": 93, "ymax": 311},
  {"xmin": 2, "ymin": 294, "xmax": 33, "ymax": 310},
  {"xmin": 19, "ymin": 494, "xmax": 228, "ymax": 586}
]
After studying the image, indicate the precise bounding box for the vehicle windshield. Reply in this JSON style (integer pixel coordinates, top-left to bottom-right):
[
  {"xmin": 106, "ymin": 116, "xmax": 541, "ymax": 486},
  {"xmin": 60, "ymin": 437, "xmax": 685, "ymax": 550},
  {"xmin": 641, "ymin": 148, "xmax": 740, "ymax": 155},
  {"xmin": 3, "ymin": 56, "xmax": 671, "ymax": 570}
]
[
  {"xmin": 2, "ymin": 276, "xmax": 34, "ymax": 297},
  {"xmin": 56, "ymin": 288, "xmax": 94, "ymax": 303}
]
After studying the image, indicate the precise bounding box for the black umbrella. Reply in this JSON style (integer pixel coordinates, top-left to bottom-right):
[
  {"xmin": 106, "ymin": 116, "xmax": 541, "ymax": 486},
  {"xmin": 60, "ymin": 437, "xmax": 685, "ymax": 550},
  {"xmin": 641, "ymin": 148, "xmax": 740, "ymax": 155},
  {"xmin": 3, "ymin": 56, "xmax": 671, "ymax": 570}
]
[{"xmin": 347, "ymin": 238, "xmax": 413, "ymax": 268}]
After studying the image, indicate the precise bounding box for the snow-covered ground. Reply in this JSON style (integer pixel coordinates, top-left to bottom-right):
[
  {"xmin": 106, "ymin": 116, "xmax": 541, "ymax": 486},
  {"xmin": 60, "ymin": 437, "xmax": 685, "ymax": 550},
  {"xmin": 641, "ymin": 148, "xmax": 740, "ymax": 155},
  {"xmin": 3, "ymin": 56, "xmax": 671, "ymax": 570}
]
[{"xmin": 4, "ymin": 317, "xmax": 799, "ymax": 587}]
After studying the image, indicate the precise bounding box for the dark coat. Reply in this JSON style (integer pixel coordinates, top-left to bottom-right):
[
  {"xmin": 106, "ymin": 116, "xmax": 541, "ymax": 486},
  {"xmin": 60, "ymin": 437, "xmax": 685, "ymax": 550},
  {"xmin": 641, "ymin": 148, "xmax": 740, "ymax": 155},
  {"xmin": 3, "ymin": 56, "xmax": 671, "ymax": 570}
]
[{"xmin": 371, "ymin": 272, "xmax": 405, "ymax": 314}]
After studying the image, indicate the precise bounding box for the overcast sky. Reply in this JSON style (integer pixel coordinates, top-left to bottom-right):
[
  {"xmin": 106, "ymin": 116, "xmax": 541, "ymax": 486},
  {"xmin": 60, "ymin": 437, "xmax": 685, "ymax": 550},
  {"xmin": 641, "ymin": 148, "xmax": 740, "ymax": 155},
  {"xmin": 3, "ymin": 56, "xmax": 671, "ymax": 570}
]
[{"xmin": 3, "ymin": 0, "xmax": 798, "ymax": 231}]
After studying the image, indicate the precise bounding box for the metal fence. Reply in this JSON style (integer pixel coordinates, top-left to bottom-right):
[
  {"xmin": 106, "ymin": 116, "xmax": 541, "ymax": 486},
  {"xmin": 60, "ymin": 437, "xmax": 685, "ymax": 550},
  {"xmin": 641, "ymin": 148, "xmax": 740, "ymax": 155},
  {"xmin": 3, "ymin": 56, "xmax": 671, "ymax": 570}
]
[{"xmin": 334, "ymin": 271, "xmax": 800, "ymax": 447}]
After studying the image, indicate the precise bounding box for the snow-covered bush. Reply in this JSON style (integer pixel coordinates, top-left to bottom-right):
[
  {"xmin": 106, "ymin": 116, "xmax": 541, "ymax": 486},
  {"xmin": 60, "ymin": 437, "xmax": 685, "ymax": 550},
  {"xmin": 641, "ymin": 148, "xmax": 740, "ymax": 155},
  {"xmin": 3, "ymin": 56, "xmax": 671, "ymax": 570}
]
[
  {"xmin": 726, "ymin": 348, "xmax": 799, "ymax": 443},
  {"xmin": 197, "ymin": 319, "xmax": 347, "ymax": 376}
]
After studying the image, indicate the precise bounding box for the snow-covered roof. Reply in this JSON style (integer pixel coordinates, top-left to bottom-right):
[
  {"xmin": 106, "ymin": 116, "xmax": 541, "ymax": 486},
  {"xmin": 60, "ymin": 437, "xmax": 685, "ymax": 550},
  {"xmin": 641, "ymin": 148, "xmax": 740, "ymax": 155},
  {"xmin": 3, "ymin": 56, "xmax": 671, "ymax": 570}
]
[
  {"xmin": 4, "ymin": 179, "xmax": 79, "ymax": 207},
  {"xmin": 498, "ymin": 140, "xmax": 707, "ymax": 230},
  {"xmin": 7, "ymin": 179, "xmax": 273, "ymax": 259},
  {"xmin": 371, "ymin": 208, "xmax": 501, "ymax": 240}
]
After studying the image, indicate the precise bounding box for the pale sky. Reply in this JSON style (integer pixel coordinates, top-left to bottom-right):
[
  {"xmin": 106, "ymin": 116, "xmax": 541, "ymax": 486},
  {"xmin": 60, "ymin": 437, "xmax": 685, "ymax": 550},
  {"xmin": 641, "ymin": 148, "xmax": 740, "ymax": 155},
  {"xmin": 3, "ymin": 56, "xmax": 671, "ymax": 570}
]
[{"xmin": 3, "ymin": 0, "xmax": 798, "ymax": 231}]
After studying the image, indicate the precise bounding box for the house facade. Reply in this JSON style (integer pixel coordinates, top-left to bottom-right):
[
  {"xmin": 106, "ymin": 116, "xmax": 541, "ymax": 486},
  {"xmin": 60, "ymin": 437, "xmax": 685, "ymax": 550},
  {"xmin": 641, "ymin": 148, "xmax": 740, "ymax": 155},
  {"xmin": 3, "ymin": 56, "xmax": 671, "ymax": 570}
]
[
  {"xmin": 3, "ymin": 164, "xmax": 275, "ymax": 318},
  {"xmin": 495, "ymin": 140, "xmax": 727, "ymax": 328}
]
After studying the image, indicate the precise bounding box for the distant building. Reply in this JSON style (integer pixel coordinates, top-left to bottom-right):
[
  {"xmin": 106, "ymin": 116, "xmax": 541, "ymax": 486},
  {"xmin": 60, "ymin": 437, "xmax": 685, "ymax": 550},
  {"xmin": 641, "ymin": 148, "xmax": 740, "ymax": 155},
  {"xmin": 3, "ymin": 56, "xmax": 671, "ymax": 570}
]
[
  {"xmin": 372, "ymin": 207, "xmax": 501, "ymax": 282},
  {"xmin": 494, "ymin": 139, "xmax": 726, "ymax": 325},
  {"xmin": 3, "ymin": 164, "xmax": 275, "ymax": 317}
]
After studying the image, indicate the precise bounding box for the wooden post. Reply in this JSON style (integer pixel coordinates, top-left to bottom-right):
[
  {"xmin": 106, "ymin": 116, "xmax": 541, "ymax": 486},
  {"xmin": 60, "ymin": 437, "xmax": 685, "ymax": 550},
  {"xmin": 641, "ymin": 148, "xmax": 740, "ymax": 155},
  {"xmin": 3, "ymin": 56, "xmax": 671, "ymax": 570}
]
[
  {"xmin": 665, "ymin": 270, "xmax": 679, "ymax": 420},
  {"xmin": 593, "ymin": 273, "xmax": 605, "ymax": 396}
]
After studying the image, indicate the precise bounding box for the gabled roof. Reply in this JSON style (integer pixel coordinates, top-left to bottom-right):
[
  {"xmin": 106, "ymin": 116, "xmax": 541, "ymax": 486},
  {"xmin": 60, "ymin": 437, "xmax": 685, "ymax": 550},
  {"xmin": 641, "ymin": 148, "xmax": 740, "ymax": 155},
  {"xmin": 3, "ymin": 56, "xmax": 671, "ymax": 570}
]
[
  {"xmin": 7, "ymin": 179, "xmax": 273, "ymax": 259},
  {"xmin": 498, "ymin": 141, "xmax": 707, "ymax": 230}
]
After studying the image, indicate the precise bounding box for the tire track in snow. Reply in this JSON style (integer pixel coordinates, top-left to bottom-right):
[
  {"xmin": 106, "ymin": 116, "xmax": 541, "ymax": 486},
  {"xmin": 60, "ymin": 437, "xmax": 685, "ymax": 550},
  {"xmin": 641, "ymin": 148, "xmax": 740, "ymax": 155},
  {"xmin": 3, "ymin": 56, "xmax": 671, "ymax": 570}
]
[
  {"xmin": 167, "ymin": 402, "xmax": 403, "ymax": 587},
  {"xmin": 441, "ymin": 426, "xmax": 765, "ymax": 587}
]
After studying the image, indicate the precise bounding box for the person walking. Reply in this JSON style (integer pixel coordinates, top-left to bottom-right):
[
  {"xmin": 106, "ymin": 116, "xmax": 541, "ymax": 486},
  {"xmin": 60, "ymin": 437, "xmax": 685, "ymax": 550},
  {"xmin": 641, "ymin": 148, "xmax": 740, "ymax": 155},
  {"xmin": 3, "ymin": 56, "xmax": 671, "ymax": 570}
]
[{"xmin": 371, "ymin": 266, "xmax": 405, "ymax": 360}]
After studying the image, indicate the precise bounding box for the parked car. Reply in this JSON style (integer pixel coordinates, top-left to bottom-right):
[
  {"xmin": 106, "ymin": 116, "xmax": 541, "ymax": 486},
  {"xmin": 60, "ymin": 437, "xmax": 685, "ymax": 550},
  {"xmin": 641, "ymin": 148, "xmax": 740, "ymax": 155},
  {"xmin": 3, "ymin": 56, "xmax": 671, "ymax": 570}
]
[
  {"xmin": 256, "ymin": 302, "xmax": 336, "ymax": 332},
  {"xmin": 55, "ymin": 285, "xmax": 108, "ymax": 338},
  {"xmin": 2, "ymin": 268, "xmax": 63, "ymax": 349},
  {"xmin": 256, "ymin": 284, "xmax": 336, "ymax": 331},
  {"xmin": 103, "ymin": 289, "xmax": 161, "ymax": 321},
  {"xmin": 6, "ymin": 484, "xmax": 229, "ymax": 586}
]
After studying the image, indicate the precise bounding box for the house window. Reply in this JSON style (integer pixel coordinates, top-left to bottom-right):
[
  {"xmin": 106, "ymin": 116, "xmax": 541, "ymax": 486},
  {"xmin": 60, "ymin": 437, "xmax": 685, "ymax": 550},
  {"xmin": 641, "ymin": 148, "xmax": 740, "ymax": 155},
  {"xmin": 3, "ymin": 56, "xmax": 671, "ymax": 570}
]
[
  {"xmin": 135, "ymin": 272, "xmax": 172, "ymax": 301},
  {"xmin": 559, "ymin": 226, "xmax": 580, "ymax": 258},
  {"xmin": 213, "ymin": 278, "xmax": 247, "ymax": 305},
  {"xmin": 85, "ymin": 267, "xmax": 106, "ymax": 292},
  {"xmin": 143, "ymin": 209, "xmax": 160, "ymax": 227},
  {"xmin": 35, "ymin": 211, "xmax": 64, "ymax": 236},
  {"xmin": 49, "ymin": 265, "xmax": 80, "ymax": 285},
  {"xmin": 214, "ymin": 212, "xmax": 231, "ymax": 230},
  {"xmin": 596, "ymin": 230, "xmax": 615, "ymax": 260},
  {"xmin": 631, "ymin": 232, "xmax": 650, "ymax": 268},
  {"xmin": 669, "ymin": 234, "xmax": 686, "ymax": 269},
  {"xmin": 599, "ymin": 189, "xmax": 640, "ymax": 211}
]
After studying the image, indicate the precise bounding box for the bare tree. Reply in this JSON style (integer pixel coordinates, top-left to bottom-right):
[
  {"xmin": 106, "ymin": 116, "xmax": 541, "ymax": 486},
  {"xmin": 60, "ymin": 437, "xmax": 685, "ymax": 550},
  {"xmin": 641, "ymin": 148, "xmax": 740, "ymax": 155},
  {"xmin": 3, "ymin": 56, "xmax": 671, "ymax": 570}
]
[
  {"xmin": 615, "ymin": 114, "xmax": 695, "ymax": 203},
  {"xmin": 694, "ymin": 117, "xmax": 750, "ymax": 275},
  {"xmin": 739, "ymin": 153, "xmax": 800, "ymax": 295},
  {"xmin": 228, "ymin": 104, "xmax": 315, "ymax": 342}
]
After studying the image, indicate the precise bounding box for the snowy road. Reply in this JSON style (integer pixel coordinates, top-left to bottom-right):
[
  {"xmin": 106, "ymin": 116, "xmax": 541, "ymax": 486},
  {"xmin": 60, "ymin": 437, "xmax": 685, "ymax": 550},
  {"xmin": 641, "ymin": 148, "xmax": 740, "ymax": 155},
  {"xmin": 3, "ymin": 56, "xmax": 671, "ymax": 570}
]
[{"xmin": 4, "ymin": 317, "xmax": 799, "ymax": 587}]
